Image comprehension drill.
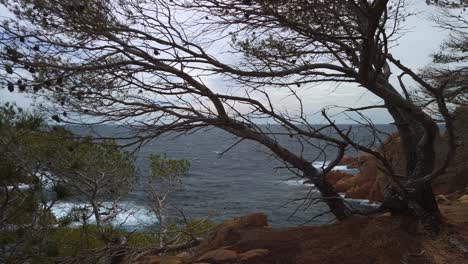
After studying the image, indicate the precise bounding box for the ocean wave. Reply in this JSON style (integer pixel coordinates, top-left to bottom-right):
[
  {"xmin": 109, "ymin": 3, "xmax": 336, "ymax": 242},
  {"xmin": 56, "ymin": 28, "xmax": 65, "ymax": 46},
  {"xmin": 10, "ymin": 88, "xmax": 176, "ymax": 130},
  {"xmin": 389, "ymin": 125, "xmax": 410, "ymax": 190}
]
[
  {"xmin": 312, "ymin": 161, "xmax": 358, "ymax": 175},
  {"xmin": 279, "ymin": 161, "xmax": 359, "ymax": 187},
  {"xmin": 280, "ymin": 179, "xmax": 316, "ymax": 188},
  {"xmin": 344, "ymin": 198, "xmax": 381, "ymax": 212}
]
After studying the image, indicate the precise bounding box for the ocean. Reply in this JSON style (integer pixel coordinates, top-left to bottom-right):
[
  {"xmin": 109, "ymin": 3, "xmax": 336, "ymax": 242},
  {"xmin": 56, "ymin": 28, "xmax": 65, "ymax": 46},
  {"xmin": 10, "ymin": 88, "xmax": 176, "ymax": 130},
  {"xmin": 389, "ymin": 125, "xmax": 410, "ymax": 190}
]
[{"xmin": 58, "ymin": 124, "xmax": 397, "ymax": 230}]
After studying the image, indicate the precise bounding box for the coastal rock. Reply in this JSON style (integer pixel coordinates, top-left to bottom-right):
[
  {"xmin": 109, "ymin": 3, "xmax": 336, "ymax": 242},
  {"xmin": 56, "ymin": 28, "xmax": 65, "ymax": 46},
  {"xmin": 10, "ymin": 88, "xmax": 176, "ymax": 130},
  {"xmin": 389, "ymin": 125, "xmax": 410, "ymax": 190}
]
[
  {"xmin": 345, "ymin": 181, "xmax": 372, "ymax": 200},
  {"xmin": 335, "ymin": 177, "xmax": 355, "ymax": 193},
  {"xmin": 176, "ymin": 252, "xmax": 192, "ymax": 258},
  {"xmin": 433, "ymin": 106, "xmax": 468, "ymax": 194},
  {"xmin": 436, "ymin": 195, "xmax": 451, "ymax": 204},
  {"xmin": 197, "ymin": 248, "xmax": 238, "ymax": 263},
  {"xmin": 325, "ymin": 170, "xmax": 354, "ymax": 185},
  {"xmin": 338, "ymin": 155, "xmax": 360, "ymax": 168},
  {"xmin": 303, "ymin": 179, "xmax": 314, "ymax": 185},
  {"xmin": 138, "ymin": 211, "xmax": 468, "ymax": 264},
  {"xmin": 331, "ymin": 146, "xmax": 391, "ymax": 202},
  {"xmin": 307, "ymin": 170, "xmax": 354, "ymax": 190},
  {"xmin": 458, "ymin": 195, "xmax": 468, "ymax": 204},
  {"xmin": 194, "ymin": 213, "xmax": 268, "ymax": 255},
  {"xmin": 368, "ymin": 175, "xmax": 385, "ymax": 202},
  {"xmin": 332, "ymin": 106, "xmax": 468, "ymax": 202},
  {"xmin": 238, "ymin": 248, "xmax": 270, "ymax": 261}
]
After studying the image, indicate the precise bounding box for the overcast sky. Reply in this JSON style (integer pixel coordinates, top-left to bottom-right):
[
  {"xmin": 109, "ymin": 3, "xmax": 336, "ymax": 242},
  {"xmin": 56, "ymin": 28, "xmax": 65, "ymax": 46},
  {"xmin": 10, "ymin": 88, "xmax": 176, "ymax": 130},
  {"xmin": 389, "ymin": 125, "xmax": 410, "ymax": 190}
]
[{"xmin": 0, "ymin": 1, "xmax": 457, "ymax": 124}]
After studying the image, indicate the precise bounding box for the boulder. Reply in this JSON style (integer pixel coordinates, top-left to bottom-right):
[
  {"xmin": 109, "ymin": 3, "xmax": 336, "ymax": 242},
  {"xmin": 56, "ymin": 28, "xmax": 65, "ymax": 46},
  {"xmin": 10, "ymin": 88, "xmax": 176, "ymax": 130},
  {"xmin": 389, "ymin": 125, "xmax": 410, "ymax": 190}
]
[
  {"xmin": 197, "ymin": 248, "xmax": 238, "ymax": 263},
  {"xmin": 334, "ymin": 153, "xmax": 386, "ymax": 201},
  {"xmin": 368, "ymin": 174, "xmax": 385, "ymax": 202},
  {"xmin": 345, "ymin": 181, "xmax": 372, "ymax": 200},
  {"xmin": 325, "ymin": 170, "xmax": 354, "ymax": 185},
  {"xmin": 238, "ymin": 248, "xmax": 270, "ymax": 262},
  {"xmin": 176, "ymin": 251, "xmax": 192, "ymax": 259},
  {"xmin": 333, "ymin": 108, "xmax": 468, "ymax": 201},
  {"xmin": 335, "ymin": 177, "xmax": 356, "ymax": 193},
  {"xmin": 433, "ymin": 106, "xmax": 468, "ymax": 194},
  {"xmin": 436, "ymin": 195, "xmax": 451, "ymax": 204},
  {"xmin": 194, "ymin": 213, "xmax": 268, "ymax": 255},
  {"xmin": 303, "ymin": 179, "xmax": 314, "ymax": 185},
  {"xmin": 338, "ymin": 155, "xmax": 360, "ymax": 168},
  {"xmin": 458, "ymin": 195, "xmax": 468, "ymax": 204}
]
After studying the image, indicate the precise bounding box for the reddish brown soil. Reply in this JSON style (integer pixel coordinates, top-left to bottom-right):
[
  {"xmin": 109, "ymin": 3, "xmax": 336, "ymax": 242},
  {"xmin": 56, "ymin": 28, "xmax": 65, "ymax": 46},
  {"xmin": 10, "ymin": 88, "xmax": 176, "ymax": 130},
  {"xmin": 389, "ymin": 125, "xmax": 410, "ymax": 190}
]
[
  {"xmin": 135, "ymin": 201, "xmax": 468, "ymax": 264},
  {"xmin": 217, "ymin": 216, "xmax": 432, "ymax": 264}
]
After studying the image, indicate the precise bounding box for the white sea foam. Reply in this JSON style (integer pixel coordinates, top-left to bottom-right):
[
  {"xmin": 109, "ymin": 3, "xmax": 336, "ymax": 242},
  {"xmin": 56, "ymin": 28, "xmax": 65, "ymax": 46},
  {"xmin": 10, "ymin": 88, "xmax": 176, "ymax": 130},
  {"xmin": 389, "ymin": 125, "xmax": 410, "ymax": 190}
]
[
  {"xmin": 280, "ymin": 160, "xmax": 359, "ymax": 187},
  {"xmin": 51, "ymin": 201, "xmax": 159, "ymax": 228},
  {"xmin": 282, "ymin": 179, "xmax": 311, "ymax": 186},
  {"xmin": 6, "ymin": 183, "xmax": 31, "ymax": 191},
  {"xmin": 312, "ymin": 161, "xmax": 358, "ymax": 175},
  {"xmin": 344, "ymin": 198, "xmax": 381, "ymax": 209},
  {"xmin": 281, "ymin": 179, "xmax": 318, "ymax": 189}
]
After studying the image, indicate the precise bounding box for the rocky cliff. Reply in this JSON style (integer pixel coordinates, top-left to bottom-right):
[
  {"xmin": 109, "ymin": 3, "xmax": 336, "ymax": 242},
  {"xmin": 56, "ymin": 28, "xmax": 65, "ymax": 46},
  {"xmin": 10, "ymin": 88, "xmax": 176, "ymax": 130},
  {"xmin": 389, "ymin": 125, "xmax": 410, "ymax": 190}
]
[{"xmin": 330, "ymin": 106, "xmax": 468, "ymax": 202}]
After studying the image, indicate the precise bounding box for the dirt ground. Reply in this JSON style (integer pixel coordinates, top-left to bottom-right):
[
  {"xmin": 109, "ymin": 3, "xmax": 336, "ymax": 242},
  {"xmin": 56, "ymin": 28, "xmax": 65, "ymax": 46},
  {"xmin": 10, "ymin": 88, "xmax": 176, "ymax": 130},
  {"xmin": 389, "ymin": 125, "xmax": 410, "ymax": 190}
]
[{"xmin": 135, "ymin": 196, "xmax": 468, "ymax": 264}]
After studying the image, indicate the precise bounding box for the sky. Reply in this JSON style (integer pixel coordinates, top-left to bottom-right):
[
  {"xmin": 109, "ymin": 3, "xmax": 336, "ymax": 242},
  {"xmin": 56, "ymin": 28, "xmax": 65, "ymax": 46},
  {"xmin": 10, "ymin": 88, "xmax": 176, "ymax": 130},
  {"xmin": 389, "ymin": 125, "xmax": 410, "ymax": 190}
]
[{"xmin": 0, "ymin": 1, "xmax": 457, "ymax": 124}]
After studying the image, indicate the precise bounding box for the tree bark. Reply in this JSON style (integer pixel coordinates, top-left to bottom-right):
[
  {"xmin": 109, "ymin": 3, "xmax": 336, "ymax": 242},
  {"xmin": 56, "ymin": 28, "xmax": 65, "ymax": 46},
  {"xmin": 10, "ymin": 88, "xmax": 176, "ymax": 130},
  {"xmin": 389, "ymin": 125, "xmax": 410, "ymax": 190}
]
[
  {"xmin": 313, "ymin": 178, "xmax": 352, "ymax": 221},
  {"xmin": 223, "ymin": 124, "xmax": 352, "ymax": 221},
  {"xmin": 386, "ymin": 105, "xmax": 442, "ymax": 229},
  {"xmin": 91, "ymin": 201, "xmax": 102, "ymax": 229}
]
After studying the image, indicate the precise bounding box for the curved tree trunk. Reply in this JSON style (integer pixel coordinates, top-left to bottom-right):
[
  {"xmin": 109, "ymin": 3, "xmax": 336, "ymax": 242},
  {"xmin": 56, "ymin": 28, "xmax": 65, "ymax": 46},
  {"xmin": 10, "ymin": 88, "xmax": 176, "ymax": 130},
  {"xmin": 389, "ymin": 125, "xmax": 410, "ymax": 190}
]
[
  {"xmin": 223, "ymin": 124, "xmax": 352, "ymax": 221},
  {"xmin": 386, "ymin": 105, "xmax": 442, "ymax": 229},
  {"xmin": 313, "ymin": 178, "xmax": 352, "ymax": 221}
]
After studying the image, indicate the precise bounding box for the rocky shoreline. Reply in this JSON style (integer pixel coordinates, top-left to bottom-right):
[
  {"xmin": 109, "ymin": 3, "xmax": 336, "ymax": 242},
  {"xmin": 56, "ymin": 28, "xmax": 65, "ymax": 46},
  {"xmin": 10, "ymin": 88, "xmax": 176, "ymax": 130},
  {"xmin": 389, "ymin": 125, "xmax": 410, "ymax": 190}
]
[{"xmin": 310, "ymin": 106, "xmax": 468, "ymax": 203}]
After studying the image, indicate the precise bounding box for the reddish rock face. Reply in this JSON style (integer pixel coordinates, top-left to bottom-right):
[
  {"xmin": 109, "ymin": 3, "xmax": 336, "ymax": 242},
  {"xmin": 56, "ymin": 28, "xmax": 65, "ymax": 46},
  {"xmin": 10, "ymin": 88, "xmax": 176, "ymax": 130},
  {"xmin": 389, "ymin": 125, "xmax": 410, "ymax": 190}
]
[
  {"xmin": 325, "ymin": 170, "xmax": 354, "ymax": 185},
  {"xmin": 197, "ymin": 248, "xmax": 238, "ymax": 263},
  {"xmin": 238, "ymin": 249, "xmax": 270, "ymax": 262},
  {"xmin": 330, "ymin": 106, "xmax": 468, "ymax": 203},
  {"xmin": 345, "ymin": 181, "xmax": 372, "ymax": 200},
  {"xmin": 194, "ymin": 213, "xmax": 269, "ymax": 256},
  {"xmin": 335, "ymin": 176, "xmax": 356, "ymax": 193}
]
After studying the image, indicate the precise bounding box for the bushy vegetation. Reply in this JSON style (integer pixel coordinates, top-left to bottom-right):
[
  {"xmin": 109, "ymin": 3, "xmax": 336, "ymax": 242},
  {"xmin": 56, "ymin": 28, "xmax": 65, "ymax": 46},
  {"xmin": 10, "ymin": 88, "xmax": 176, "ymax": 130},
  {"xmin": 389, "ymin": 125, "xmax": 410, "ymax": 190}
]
[{"xmin": 0, "ymin": 104, "xmax": 215, "ymax": 263}]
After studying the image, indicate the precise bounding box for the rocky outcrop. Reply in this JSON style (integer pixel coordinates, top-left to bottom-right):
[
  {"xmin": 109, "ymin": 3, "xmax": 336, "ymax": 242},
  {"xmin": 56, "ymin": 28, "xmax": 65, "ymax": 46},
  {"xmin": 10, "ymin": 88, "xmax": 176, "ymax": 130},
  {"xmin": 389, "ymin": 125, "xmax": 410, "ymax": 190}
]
[
  {"xmin": 195, "ymin": 248, "xmax": 270, "ymax": 263},
  {"xmin": 238, "ymin": 249, "xmax": 270, "ymax": 262},
  {"xmin": 330, "ymin": 106, "xmax": 468, "ymax": 202},
  {"xmin": 164, "ymin": 213, "xmax": 456, "ymax": 264},
  {"xmin": 135, "ymin": 200, "xmax": 468, "ymax": 264},
  {"xmin": 303, "ymin": 170, "xmax": 354, "ymax": 188},
  {"xmin": 187, "ymin": 213, "xmax": 276, "ymax": 264},
  {"xmin": 194, "ymin": 213, "xmax": 268, "ymax": 256},
  {"xmin": 338, "ymin": 155, "xmax": 360, "ymax": 168},
  {"xmin": 325, "ymin": 170, "xmax": 354, "ymax": 185},
  {"xmin": 431, "ymin": 106, "xmax": 468, "ymax": 194},
  {"xmin": 197, "ymin": 248, "xmax": 238, "ymax": 263},
  {"xmin": 332, "ymin": 153, "xmax": 385, "ymax": 201}
]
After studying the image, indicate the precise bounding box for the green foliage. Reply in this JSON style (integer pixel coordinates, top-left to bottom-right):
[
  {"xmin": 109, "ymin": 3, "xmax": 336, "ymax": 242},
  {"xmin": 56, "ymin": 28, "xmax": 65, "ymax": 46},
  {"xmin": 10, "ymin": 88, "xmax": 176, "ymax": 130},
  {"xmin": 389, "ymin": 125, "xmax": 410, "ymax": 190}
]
[
  {"xmin": 0, "ymin": 191, "xmax": 41, "ymax": 225},
  {"xmin": 0, "ymin": 225, "xmax": 161, "ymax": 263},
  {"xmin": 52, "ymin": 183, "xmax": 71, "ymax": 200},
  {"xmin": 0, "ymin": 107, "xmax": 139, "ymax": 262},
  {"xmin": 149, "ymin": 154, "xmax": 190, "ymax": 182},
  {"xmin": 0, "ymin": 103, "xmax": 45, "ymax": 130},
  {"xmin": 0, "ymin": 107, "xmax": 208, "ymax": 262}
]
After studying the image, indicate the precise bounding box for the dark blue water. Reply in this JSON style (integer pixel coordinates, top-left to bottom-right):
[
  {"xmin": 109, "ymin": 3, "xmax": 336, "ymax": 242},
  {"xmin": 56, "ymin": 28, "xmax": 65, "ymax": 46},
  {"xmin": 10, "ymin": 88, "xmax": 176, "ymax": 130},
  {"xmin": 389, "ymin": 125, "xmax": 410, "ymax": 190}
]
[{"xmin": 68, "ymin": 125, "xmax": 397, "ymax": 227}]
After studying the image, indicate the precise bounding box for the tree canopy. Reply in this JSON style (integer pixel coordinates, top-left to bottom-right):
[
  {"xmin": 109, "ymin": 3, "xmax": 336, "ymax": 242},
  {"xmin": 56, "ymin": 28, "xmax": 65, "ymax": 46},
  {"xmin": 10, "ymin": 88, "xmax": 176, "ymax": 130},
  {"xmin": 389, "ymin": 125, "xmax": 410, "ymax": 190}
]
[{"xmin": 0, "ymin": 0, "xmax": 465, "ymax": 228}]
